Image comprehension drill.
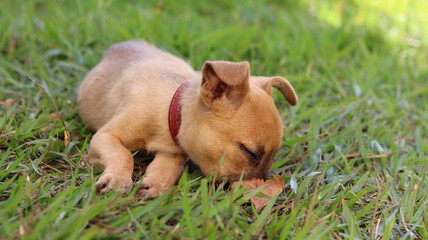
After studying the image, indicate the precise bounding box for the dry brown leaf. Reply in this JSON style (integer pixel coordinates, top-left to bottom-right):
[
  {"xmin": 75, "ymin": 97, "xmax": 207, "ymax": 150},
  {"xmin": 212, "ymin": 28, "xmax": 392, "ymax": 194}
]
[{"xmin": 232, "ymin": 174, "xmax": 285, "ymax": 212}]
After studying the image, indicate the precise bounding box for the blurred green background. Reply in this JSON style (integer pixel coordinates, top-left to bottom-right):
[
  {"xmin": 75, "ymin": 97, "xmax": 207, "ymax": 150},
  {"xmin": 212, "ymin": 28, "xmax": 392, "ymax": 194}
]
[{"xmin": 1, "ymin": 0, "xmax": 427, "ymax": 239}]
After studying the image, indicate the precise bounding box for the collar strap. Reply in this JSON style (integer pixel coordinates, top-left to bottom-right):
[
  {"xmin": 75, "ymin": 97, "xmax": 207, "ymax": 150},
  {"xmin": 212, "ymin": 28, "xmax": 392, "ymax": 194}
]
[{"xmin": 168, "ymin": 81, "xmax": 191, "ymax": 145}]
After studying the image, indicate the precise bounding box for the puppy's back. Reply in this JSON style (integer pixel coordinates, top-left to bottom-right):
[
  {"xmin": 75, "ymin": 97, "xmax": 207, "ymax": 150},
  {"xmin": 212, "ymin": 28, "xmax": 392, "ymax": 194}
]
[
  {"xmin": 103, "ymin": 40, "xmax": 168, "ymax": 63},
  {"xmin": 78, "ymin": 40, "xmax": 196, "ymax": 131}
]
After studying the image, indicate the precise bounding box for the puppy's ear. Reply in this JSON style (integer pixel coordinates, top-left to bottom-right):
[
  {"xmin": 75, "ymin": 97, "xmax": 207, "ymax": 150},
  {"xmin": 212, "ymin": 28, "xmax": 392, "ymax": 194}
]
[
  {"xmin": 201, "ymin": 61, "xmax": 250, "ymax": 109},
  {"xmin": 254, "ymin": 77, "xmax": 298, "ymax": 106}
]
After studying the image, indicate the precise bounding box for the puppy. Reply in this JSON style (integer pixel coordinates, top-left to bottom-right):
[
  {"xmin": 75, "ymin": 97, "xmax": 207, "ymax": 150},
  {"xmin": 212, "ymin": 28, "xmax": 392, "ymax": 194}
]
[{"xmin": 78, "ymin": 40, "xmax": 298, "ymax": 197}]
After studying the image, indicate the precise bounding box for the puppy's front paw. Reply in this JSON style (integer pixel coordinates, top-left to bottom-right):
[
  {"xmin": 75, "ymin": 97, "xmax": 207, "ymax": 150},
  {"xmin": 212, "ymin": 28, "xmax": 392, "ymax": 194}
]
[
  {"xmin": 135, "ymin": 179, "xmax": 171, "ymax": 198},
  {"xmin": 95, "ymin": 172, "xmax": 133, "ymax": 195}
]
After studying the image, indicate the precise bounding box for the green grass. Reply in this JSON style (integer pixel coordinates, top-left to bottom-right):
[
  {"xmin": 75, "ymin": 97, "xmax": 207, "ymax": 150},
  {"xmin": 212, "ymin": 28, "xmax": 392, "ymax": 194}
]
[{"xmin": 1, "ymin": 0, "xmax": 427, "ymax": 239}]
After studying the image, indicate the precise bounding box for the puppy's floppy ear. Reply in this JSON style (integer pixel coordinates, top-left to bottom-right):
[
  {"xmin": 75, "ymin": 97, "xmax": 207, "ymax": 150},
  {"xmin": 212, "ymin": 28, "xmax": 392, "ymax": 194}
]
[
  {"xmin": 255, "ymin": 77, "xmax": 298, "ymax": 106},
  {"xmin": 200, "ymin": 61, "xmax": 250, "ymax": 108}
]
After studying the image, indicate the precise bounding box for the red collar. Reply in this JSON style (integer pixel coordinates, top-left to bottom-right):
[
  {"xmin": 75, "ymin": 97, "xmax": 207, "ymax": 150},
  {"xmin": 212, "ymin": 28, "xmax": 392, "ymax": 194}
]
[{"xmin": 168, "ymin": 81, "xmax": 190, "ymax": 145}]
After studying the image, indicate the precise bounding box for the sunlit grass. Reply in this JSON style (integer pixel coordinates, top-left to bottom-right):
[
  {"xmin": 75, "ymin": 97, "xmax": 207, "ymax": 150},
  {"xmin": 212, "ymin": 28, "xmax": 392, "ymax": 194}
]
[{"xmin": 1, "ymin": 0, "xmax": 427, "ymax": 239}]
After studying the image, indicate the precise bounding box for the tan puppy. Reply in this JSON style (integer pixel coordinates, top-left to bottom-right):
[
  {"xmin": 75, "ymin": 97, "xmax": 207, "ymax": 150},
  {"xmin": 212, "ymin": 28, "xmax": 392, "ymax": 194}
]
[{"xmin": 78, "ymin": 40, "xmax": 297, "ymax": 197}]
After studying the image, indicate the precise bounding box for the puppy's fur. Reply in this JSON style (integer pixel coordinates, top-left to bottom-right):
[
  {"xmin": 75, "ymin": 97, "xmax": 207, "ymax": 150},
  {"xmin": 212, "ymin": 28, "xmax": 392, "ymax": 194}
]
[{"xmin": 78, "ymin": 40, "xmax": 297, "ymax": 197}]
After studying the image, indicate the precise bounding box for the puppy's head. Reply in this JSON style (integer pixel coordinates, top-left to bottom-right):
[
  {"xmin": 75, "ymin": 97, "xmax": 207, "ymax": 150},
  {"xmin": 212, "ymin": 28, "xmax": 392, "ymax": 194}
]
[{"xmin": 181, "ymin": 61, "xmax": 297, "ymax": 182}]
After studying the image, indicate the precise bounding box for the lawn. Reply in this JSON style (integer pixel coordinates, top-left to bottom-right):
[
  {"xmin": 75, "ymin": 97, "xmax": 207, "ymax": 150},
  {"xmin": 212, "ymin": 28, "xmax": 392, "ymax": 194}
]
[{"xmin": 1, "ymin": 0, "xmax": 427, "ymax": 239}]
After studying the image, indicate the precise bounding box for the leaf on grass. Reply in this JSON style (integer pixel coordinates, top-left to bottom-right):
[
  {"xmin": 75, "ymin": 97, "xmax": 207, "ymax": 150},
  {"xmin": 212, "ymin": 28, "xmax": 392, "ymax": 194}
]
[{"xmin": 232, "ymin": 175, "xmax": 285, "ymax": 212}]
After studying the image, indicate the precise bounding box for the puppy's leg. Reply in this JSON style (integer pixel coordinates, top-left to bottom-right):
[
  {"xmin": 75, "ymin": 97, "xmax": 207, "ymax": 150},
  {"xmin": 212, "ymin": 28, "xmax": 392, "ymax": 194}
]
[
  {"xmin": 137, "ymin": 153, "xmax": 185, "ymax": 197},
  {"xmin": 88, "ymin": 131, "xmax": 134, "ymax": 194}
]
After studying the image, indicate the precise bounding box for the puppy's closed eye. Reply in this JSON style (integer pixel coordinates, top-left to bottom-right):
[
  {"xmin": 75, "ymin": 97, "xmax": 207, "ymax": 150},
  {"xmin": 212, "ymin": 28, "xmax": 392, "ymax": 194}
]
[{"xmin": 237, "ymin": 142, "xmax": 260, "ymax": 164}]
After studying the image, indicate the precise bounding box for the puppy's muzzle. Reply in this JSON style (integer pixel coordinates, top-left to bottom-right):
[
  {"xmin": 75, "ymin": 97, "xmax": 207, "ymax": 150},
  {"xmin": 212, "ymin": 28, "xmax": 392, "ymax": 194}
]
[{"xmin": 225, "ymin": 170, "xmax": 270, "ymax": 183}]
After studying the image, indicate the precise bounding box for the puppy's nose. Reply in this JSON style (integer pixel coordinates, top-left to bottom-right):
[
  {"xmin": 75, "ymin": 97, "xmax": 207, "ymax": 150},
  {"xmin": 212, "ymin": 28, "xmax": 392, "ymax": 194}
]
[
  {"xmin": 245, "ymin": 169, "xmax": 270, "ymax": 181},
  {"xmin": 245, "ymin": 171, "xmax": 269, "ymax": 181},
  {"xmin": 261, "ymin": 170, "xmax": 269, "ymax": 180}
]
